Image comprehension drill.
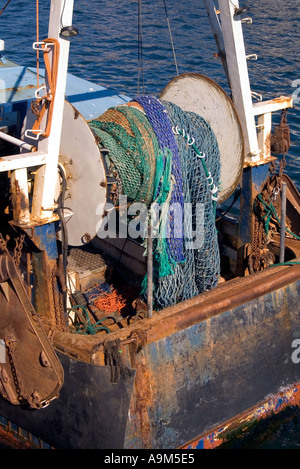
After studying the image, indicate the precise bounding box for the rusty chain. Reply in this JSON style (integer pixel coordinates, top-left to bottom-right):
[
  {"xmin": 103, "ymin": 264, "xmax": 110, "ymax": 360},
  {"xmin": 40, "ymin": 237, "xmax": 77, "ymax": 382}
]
[
  {"xmin": 51, "ymin": 264, "xmax": 66, "ymax": 330},
  {"xmin": 13, "ymin": 233, "xmax": 25, "ymax": 269},
  {"xmin": 249, "ymin": 153, "xmax": 287, "ymax": 274},
  {"xmin": 5, "ymin": 334, "xmax": 24, "ymax": 405},
  {"xmin": 0, "ymin": 232, "xmax": 9, "ymax": 255},
  {"xmin": 0, "ymin": 232, "xmax": 25, "ymax": 269},
  {"xmin": 5, "ymin": 335, "xmax": 50, "ymax": 408}
]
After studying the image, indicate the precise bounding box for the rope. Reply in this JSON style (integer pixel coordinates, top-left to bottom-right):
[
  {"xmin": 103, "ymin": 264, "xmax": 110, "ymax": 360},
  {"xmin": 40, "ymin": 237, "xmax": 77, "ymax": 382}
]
[
  {"xmin": 36, "ymin": 0, "xmax": 39, "ymax": 90},
  {"xmin": 162, "ymin": 0, "xmax": 179, "ymax": 75},
  {"xmin": 255, "ymin": 193, "xmax": 300, "ymax": 240},
  {"xmin": 103, "ymin": 339, "xmax": 132, "ymax": 383},
  {"xmin": 68, "ymin": 305, "xmax": 111, "ymax": 335},
  {"xmin": 270, "ymin": 261, "xmax": 300, "ymax": 267},
  {"xmin": 30, "ymin": 38, "xmax": 60, "ymax": 138},
  {"xmin": 137, "ymin": 0, "xmax": 145, "ymax": 94},
  {"xmin": 93, "ymin": 289, "xmax": 126, "ymax": 314},
  {"xmin": 0, "ymin": 0, "xmax": 12, "ymax": 16}
]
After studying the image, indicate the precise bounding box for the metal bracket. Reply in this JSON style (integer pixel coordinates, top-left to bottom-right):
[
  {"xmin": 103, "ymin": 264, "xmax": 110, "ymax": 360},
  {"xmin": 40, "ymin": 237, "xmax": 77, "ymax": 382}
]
[
  {"xmin": 246, "ymin": 54, "xmax": 258, "ymax": 61},
  {"xmin": 241, "ymin": 17, "xmax": 253, "ymax": 24},
  {"xmin": 32, "ymin": 41, "xmax": 54, "ymax": 51},
  {"xmin": 0, "ymin": 252, "xmax": 64, "ymax": 409}
]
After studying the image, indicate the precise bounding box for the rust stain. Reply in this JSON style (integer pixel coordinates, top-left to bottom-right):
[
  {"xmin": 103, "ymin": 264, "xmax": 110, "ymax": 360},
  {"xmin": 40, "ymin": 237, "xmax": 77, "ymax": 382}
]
[
  {"xmin": 3, "ymin": 84, "xmax": 36, "ymax": 93},
  {"xmin": 272, "ymin": 96, "xmax": 293, "ymax": 106},
  {"xmin": 11, "ymin": 178, "xmax": 28, "ymax": 221},
  {"xmin": 0, "ymin": 425, "xmax": 32, "ymax": 449},
  {"xmin": 264, "ymin": 130, "xmax": 271, "ymax": 158},
  {"xmin": 128, "ymin": 335, "xmax": 153, "ymax": 448},
  {"xmin": 31, "ymin": 252, "xmax": 60, "ymax": 326}
]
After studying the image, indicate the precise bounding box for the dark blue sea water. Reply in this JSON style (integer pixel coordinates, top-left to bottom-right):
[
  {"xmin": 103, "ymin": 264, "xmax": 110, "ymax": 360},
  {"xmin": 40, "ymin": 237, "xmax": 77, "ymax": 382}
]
[{"xmin": 0, "ymin": 0, "xmax": 300, "ymax": 449}]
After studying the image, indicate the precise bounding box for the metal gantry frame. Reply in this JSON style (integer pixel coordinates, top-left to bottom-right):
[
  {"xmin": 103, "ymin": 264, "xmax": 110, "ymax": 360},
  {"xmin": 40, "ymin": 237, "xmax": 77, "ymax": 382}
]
[{"xmin": 0, "ymin": 0, "xmax": 74, "ymax": 228}]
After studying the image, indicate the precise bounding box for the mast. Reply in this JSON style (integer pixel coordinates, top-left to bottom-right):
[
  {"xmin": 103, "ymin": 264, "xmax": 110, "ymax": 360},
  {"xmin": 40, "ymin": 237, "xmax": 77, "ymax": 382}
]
[
  {"xmin": 217, "ymin": 0, "xmax": 259, "ymax": 162},
  {"xmin": 204, "ymin": 0, "xmax": 293, "ymax": 164},
  {"xmin": 203, "ymin": 0, "xmax": 293, "ymax": 275}
]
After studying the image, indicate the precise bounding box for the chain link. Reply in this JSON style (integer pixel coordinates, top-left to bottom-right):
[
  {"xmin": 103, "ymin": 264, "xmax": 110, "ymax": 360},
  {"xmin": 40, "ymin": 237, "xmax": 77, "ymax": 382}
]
[
  {"xmin": 51, "ymin": 264, "xmax": 66, "ymax": 329},
  {"xmin": 5, "ymin": 336, "xmax": 24, "ymax": 404},
  {"xmin": 0, "ymin": 232, "xmax": 9, "ymax": 255},
  {"xmin": 13, "ymin": 233, "xmax": 25, "ymax": 269},
  {"xmin": 0, "ymin": 232, "xmax": 25, "ymax": 270},
  {"xmin": 249, "ymin": 154, "xmax": 287, "ymax": 274}
]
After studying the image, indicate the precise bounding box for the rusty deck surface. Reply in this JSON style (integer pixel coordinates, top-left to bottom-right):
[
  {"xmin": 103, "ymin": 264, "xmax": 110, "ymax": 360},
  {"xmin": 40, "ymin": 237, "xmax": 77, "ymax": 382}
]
[{"xmin": 52, "ymin": 261, "xmax": 300, "ymax": 361}]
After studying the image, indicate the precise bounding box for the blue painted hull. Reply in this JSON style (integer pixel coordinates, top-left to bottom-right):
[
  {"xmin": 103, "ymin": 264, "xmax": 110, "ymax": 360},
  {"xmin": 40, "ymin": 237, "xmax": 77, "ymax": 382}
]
[{"xmin": 0, "ymin": 263, "xmax": 299, "ymax": 449}]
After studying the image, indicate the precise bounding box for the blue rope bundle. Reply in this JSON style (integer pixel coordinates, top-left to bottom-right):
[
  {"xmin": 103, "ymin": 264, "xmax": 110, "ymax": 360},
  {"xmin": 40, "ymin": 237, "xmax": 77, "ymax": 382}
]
[
  {"xmin": 134, "ymin": 96, "xmax": 186, "ymax": 264},
  {"xmin": 148, "ymin": 100, "xmax": 221, "ymax": 308}
]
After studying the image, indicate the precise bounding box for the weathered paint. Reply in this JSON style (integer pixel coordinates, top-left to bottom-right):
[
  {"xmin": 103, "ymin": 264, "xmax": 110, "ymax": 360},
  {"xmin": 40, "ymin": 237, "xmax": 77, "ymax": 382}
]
[
  {"xmin": 30, "ymin": 223, "xmax": 57, "ymax": 258},
  {"xmin": 23, "ymin": 222, "xmax": 60, "ymax": 324},
  {"xmin": 0, "ymin": 65, "xmax": 40, "ymax": 104},
  {"xmin": 0, "ymin": 2, "xmax": 298, "ymax": 451},
  {"xmin": 0, "ymin": 352, "xmax": 136, "ymax": 449},
  {"xmin": 183, "ymin": 382, "xmax": 300, "ymax": 449},
  {"xmin": 0, "ymin": 61, "xmax": 130, "ymax": 126},
  {"xmin": 121, "ymin": 267, "xmax": 300, "ymax": 449}
]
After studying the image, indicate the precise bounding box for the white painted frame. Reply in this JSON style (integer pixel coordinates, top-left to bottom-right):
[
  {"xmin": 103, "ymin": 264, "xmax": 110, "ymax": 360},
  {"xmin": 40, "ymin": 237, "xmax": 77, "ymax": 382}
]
[
  {"xmin": 217, "ymin": 0, "xmax": 260, "ymax": 162},
  {"xmin": 32, "ymin": 0, "xmax": 75, "ymax": 219}
]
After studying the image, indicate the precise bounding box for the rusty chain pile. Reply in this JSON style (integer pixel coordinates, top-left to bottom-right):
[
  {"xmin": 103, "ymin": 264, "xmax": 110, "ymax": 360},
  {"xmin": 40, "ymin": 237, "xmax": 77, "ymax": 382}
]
[{"xmin": 248, "ymin": 109, "xmax": 290, "ymax": 274}]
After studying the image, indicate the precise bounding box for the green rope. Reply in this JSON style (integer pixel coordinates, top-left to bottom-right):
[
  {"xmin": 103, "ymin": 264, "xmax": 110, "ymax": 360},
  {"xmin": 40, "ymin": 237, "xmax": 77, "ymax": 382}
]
[
  {"xmin": 269, "ymin": 261, "xmax": 300, "ymax": 267},
  {"xmin": 68, "ymin": 305, "xmax": 111, "ymax": 335},
  {"xmin": 255, "ymin": 193, "xmax": 300, "ymax": 240}
]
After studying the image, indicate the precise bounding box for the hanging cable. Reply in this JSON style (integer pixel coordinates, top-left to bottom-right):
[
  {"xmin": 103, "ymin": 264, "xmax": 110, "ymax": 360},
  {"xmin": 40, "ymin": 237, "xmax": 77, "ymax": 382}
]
[
  {"xmin": 137, "ymin": 0, "xmax": 145, "ymax": 94},
  {"xmin": 162, "ymin": 0, "xmax": 179, "ymax": 76},
  {"xmin": 57, "ymin": 162, "xmax": 68, "ymax": 313},
  {"xmin": 0, "ymin": 0, "xmax": 12, "ymax": 16},
  {"xmin": 36, "ymin": 0, "xmax": 39, "ymax": 90}
]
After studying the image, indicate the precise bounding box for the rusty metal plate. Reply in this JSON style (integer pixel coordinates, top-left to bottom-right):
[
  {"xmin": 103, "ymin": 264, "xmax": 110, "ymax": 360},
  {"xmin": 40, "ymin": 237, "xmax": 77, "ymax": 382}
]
[
  {"xmin": 0, "ymin": 253, "xmax": 64, "ymax": 409},
  {"xmin": 160, "ymin": 73, "xmax": 245, "ymax": 202}
]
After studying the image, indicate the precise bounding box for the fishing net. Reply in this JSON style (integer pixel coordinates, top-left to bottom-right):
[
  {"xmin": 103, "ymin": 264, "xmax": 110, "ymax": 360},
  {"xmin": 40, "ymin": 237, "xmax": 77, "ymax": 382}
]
[{"xmin": 89, "ymin": 96, "xmax": 221, "ymax": 310}]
